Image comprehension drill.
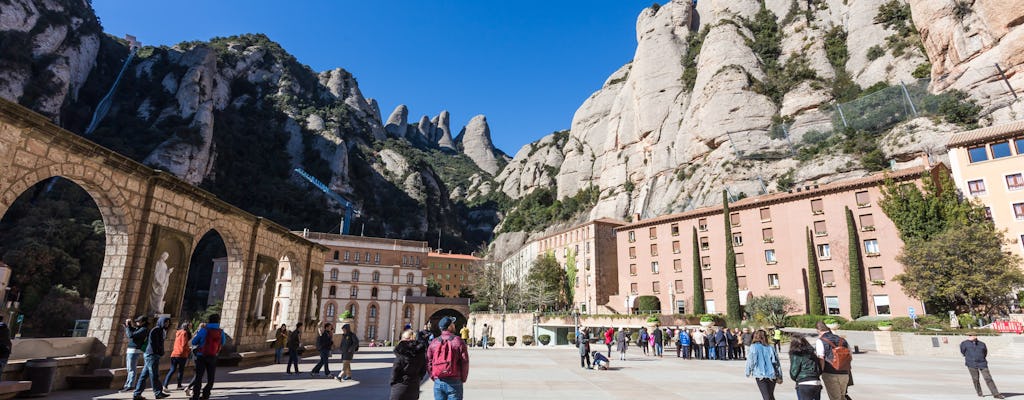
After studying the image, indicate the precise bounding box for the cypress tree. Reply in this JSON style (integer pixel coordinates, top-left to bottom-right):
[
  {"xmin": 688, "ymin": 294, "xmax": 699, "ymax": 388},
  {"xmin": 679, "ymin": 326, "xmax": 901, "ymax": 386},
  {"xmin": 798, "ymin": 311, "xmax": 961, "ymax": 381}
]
[
  {"xmin": 846, "ymin": 206, "xmax": 867, "ymax": 318},
  {"xmin": 805, "ymin": 227, "xmax": 825, "ymax": 315},
  {"xmin": 723, "ymin": 191, "xmax": 740, "ymax": 324},
  {"xmin": 692, "ymin": 226, "xmax": 705, "ymax": 314}
]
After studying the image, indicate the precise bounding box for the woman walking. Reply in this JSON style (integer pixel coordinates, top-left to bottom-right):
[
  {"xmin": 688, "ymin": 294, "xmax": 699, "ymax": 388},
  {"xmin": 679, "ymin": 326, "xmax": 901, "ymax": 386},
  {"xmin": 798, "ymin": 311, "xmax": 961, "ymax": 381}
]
[
  {"xmin": 639, "ymin": 328, "xmax": 650, "ymax": 356},
  {"xmin": 577, "ymin": 328, "xmax": 592, "ymax": 369},
  {"xmin": 745, "ymin": 330, "xmax": 782, "ymax": 400},
  {"xmin": 389, "ymin": 330, "xmax": 427, "ymax": 400},
  {"xmin": 615, "ymin": 328, "xmax": 629, "ymax": 361},
  {"xmin": 163, "ymin": 322, "xmax": 191, "ymax": 391},
  {"xmin": 789, "ymin": 335, "xmax": 822, "ymax": 400},
  {"xmin": 273, "ymin": 324, "xmax": 287, "ymax": 364}
]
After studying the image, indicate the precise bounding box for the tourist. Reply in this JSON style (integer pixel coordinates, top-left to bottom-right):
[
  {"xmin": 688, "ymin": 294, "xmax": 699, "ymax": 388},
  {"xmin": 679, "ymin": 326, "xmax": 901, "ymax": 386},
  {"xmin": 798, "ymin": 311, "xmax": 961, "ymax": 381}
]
[
  {"xmin": 122, "ymin": 316, "xmax": 149, "ymax": 392},
  {"xmin": 691, "ymin": 328, "xmax": 704, "ymax": 360},
  {"xmin": 286, "ymin": 322, "xmax": 303, "ymax": 374},
  {"xmin": 336, "ymin": 323, "xmax": 359, "ymax": 381},
  {"xmin": 814, "ymin": 322, "xmax": 851, "ymax": 400},
  {"xmin": 188, "ymin": 314, "xmax": 225, "ymax": 400},
  {"xmin": 707, "ymin": 328, "xmax": 718, "ymax": 360},
  {"xmin": 577, "ymin": 328, "xmax": 592, "ymax": 369},
  {"xmin": 772, "ymin": 328, "xmax": 783, "ymax": 352},
  {"xmin": 652, "ymin": 325, "xmax": 664, "ymax": 357},
  {"xmin": 133, "ymin": 316, "xmax": 170, "ymax": 400},
  {"xmin": 789, "ymin": 334, "xmax": 822, "ymax": 400},
  {"xmin": 592, "ymin": 351, "xmax": 610, "ymax": 370},
  {"xmin": 716, "ymin": 327, "xmax": 728, "ymax": 361},
  {"xmin": 480, "ymin": 323, "xmax": 490, "ymax": 350},
  {"xmin": 604, "ymin": 327, "xmax": 615, "ymax": 357},
  {"xmin": 731, "ymin": 328, "xmax": 743, "ymax": 360},
  {"xmin": 638, "ymin": 327, "xmax": 649, "ymax": 356},
  {"xmin": 162, "ymin": 322, "xmax": 191, "ymax": 391},
  {"xmin": 310, "ymin": 323, "xmax": 334, "ymax": 377},
  {"xmin": 0, "ymin": 316, "xmax": 11, "ymax": 381},
  {"xmin": 615, "ymin": 328, "xmax": 629, "ymax": 361},
  {"xmin": 745, "ymin": 329, "xmax": 782, "ymax": 400},
  {"xmin": 742, "ymin": 328, "xmax": 754, "ymax": 359},
  {"xmin": 389, "ymin": 329, "xmax": 427, "ymax": 400},
  {"xmin": 273, "ymin": 324, "xmax": 287, "ymax": 364},
  {"xmin": 427, "ymin": 316, "xmax": 469, "ymax": 400},
  {"xmin": 960, "ymin": 332, "xmax": 1005, "ymax": 399},
  {"xmin": 677, "ymin": 328, "xmax": 691, "ymax": 359},
  {"xmin": 459, "ymin": 324, "xmax": 470, "ymax": 347}
]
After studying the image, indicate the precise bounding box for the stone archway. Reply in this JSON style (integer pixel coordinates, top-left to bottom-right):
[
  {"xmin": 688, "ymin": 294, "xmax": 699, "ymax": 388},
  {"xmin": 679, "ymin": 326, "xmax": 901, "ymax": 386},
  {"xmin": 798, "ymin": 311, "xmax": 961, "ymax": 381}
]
[{"xmin": 427, "ymin": 308, "xmax": 468, "ymax": 337}]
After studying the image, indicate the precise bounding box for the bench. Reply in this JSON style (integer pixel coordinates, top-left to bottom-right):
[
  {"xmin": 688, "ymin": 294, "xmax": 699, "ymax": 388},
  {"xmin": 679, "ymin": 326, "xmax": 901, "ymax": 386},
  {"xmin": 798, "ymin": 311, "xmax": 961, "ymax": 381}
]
[{"xmin": 0, "ymin": 381, "xmax": 31, "ymax": 399}]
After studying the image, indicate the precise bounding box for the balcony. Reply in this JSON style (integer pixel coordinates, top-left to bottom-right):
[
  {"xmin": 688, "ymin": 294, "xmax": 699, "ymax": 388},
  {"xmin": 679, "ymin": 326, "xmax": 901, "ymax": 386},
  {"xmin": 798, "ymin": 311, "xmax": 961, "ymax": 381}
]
[
  {"xmin": 763, "ymin": 238, "xmax": 774, "ymax": 243},
  {"xmin": 861, "ymin": 226, "xmax": 876, "ymax": 232},
  {"xmin": 870, "ymin": 279, "xmax": 886, "ymax": 286},
  {"xmin": 823, "ymin": 282, "xmax": 836, "ymax": 288}
]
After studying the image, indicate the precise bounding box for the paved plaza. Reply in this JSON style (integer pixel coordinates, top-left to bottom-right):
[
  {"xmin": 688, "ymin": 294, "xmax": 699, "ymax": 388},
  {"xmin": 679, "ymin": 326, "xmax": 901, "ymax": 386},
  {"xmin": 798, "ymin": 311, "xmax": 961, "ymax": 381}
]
[{"xmin": 53, "ymin": 346, "xmax": 1024, "ymax": 400}]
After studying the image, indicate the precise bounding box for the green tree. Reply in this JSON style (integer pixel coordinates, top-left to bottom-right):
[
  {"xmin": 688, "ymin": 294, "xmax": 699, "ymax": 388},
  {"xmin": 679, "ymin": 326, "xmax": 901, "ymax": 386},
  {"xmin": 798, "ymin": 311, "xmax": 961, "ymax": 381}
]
[
  {"xmin": 805, "ymin": 227, "xmax": 825, "ymax": 315},
  {"xmin": 635, "ymin": 295, "xmax": 661, "ymax": 313},
  {"xmin": 527, "ymin": 253, "xmax": 568, "ymax": 310},
  {"xmin": 457, "ymin": 286, "xmax": 474, "ymax": 299},
  {"xmin": 746, "ymin": 294, "xmax": 798, "ymax": 328},
  {"xmin": 723, "ymin": 191, "xmax": 740, "ymax": 324},
  {"xmin": 692, "ymin": 227, "xmax": 705, "ymax": 314},
  {"xmin": 846, "ymin": 207, "xmax": 867, "ymax": 319},
  {"xmin": 426, "ymin": 277, "xmax": 443, "ymax": 297},
  {"xmin": 879, "ymin": 170, "xmax": 982, "ymax": 242},
  {"xmin": 895, "ymin": 222, "xmax": 1024, "ymax": 317},
  {"xmin": 565, "ymin": 248, "xmax": 577, "ymax": 306}
]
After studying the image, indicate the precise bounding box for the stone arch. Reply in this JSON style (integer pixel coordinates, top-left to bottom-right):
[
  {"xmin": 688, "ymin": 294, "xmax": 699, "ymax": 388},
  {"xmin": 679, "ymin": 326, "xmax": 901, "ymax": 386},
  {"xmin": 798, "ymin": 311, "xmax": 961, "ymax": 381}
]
[
  {"xmin": 0, "ymin": 171, "xmax": 133, "ymax": 348},
  {"xmin": 277, "ymin": 250, "xmax": 305, "ymax": 328},
  {"xmin": 186, "ymin": 226, "xmax": 244, "ymax": 335},
  {"xmin": 428, "ymin": 308, "xmax": 468, "ymax": 337}
]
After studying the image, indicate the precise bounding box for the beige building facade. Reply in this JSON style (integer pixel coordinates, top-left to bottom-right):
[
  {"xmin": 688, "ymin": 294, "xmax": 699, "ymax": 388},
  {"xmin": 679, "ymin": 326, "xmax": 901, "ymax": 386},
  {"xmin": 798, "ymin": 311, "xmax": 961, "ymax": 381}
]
[
  {"xmin": 535, "ymin": 219, "xmax": 625, "ymax": 314},
  {"xmin": 426, "ymin": 252, "xmax": 479, "ymax": 297},
  {"xmin": 609, "ymin": 167, "xmax": 936, "ymax": 319},
  {"xmin": 947, "ymin": 121, "xmax": 1024, "ymax": 260}
]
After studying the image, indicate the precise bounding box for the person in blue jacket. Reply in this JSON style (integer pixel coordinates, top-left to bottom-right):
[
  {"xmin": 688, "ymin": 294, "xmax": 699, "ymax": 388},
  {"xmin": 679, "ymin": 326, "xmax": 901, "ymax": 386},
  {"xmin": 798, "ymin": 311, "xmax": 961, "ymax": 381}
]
[
  {"xmin": 188, "ymin": 314, "xmax": 226, "ymax": 400},
  {"xmin": 677, "ymin": 329, "xmax": 691, "ymax": 359}
]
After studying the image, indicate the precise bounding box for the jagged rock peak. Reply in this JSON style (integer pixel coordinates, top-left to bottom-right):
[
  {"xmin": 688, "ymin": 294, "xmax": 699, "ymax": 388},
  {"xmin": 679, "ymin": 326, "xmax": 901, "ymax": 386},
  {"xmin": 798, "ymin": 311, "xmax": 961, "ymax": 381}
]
[
  {"xmin": 384, "ymin": 104, "xmax": 409, "ymax": 138},
  {"xmin": 458, "ymin": 114, "xmax": 506, "ymax": 175},
  {"xmin": 435, "ymin": 110, "xmax": 456, "ymax": 150}
]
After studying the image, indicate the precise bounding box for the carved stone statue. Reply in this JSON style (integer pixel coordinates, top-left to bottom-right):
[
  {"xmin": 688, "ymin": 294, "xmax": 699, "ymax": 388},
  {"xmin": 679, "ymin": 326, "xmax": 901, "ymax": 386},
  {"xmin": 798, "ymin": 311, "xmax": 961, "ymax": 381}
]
[
  {"xmin": 310, "ymin": 287, "xmax": 320, "ymax": 320},
  {"xmin": 150, "ymin": 252, "xmax": 173, "ymax": 314},
  {"xmin": 254, "ymin": 272, "xmax": 270, "ymax": 318}
]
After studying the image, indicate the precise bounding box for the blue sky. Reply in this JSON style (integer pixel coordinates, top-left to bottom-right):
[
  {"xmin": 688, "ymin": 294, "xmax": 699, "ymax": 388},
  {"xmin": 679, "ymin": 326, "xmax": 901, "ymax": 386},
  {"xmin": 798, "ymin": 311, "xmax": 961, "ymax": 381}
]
[{"xmin": 92, "ymin": 1, "xmax": 654, "ymax": 155}]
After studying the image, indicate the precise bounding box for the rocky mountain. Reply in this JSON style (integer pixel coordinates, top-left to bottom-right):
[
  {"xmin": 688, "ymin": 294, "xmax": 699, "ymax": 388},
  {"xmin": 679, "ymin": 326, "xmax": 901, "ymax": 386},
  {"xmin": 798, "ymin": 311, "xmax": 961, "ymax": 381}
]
[
  {"xmin": 0, "ymin": 0, "xmax": 509, "ymax": 253},
  {"xmin": 491, "ymin": 0, "xmax": 1024, "ymax": 259}
]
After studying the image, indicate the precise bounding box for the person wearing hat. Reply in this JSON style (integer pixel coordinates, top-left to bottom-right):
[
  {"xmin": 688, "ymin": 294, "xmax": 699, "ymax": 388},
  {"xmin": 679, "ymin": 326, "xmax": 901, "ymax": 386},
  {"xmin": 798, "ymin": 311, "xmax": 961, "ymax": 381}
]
[
  {"xmin": 961, "ymin": 332, "xmax": 1005, "ymax": 399},
  {"xmin": 337, "ymin": 323, "xmax": 360, "ymax": 381},
  {"xmin": 121, "ymin": 316, "xmax": 149, "ymax": 392},
  {"xmin": 427, "ymin": 317, "xmax": 469, "ymax": 400}
]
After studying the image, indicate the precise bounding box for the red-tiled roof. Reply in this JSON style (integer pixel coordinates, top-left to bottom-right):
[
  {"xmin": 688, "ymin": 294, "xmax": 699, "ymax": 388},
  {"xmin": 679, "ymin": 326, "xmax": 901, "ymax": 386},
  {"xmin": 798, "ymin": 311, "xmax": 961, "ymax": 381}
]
[
  {"xmin": 427, "ymin": 252, "xmax": 480, "ymax": 261},
  {"xmin": 947, "ymin": 120, "xmax": 1024, "ymax": 149}
]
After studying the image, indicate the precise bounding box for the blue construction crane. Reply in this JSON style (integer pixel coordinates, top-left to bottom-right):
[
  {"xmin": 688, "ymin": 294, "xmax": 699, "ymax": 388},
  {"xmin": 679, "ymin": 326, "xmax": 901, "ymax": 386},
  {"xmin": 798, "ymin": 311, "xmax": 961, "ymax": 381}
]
[{"xmin": 293, "ymin": 168, "xmax": 356, "ymax": 235}]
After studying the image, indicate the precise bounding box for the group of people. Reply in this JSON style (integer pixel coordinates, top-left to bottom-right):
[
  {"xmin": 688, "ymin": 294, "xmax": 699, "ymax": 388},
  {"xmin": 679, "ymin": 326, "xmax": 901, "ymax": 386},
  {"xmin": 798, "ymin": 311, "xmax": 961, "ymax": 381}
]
[
  {"xmin": 589, "ymin": 325, "xmax": 786, "ymax": 362},
  {"xmin": 120, "ymin": 313, "xmax": 225, "ymax": 400},
  {"xmin": 388, "ymin": 317, "xmax": 471, "ymax": 400},
  {"xmin": 742, "ymin": 321, "xmax": 855, "ymax": 400}
]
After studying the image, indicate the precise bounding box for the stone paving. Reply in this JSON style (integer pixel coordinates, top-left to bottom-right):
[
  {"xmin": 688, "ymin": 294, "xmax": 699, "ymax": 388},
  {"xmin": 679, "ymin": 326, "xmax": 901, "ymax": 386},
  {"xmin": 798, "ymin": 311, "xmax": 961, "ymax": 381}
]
[{"xmin": 52, "ymin": 345, "xmax": 1024, "ymax": 400}]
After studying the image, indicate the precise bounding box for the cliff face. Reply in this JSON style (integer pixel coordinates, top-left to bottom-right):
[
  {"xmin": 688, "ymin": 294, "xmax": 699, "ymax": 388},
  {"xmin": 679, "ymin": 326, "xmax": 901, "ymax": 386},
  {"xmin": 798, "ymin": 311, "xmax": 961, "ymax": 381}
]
[{"xmin": 492, "ymin": 0, "xmax": 1023, "ymax": 258}]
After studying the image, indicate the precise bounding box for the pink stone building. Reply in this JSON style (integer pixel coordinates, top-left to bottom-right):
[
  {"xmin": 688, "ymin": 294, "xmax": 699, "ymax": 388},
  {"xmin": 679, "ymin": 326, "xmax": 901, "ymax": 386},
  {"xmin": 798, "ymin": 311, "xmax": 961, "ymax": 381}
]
[{"xmin": 609, "ymin": 166, "xmax": 940, "ymax": 319}]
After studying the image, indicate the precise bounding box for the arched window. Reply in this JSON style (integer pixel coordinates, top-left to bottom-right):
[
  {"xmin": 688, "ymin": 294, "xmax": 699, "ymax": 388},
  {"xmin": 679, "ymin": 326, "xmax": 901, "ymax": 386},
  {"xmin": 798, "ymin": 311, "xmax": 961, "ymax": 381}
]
[
  {"xmin": 406, "ymin": 273, "xmax": 414, "ymax": 284},
  {"xmin": 330, "ymin": 268, "xmax": 338, "ymax": 280},
  {"xmin": 372, "ymin": 271, "xmax": 380, "ymax": 283},
  {"xmin": 350, "ymin": 286, "xmax": 358, "ymax": 298},
  {"xmin": 403, "ymin": 306, "xmax": 412, "ymax": 318},
  {"xmin": 273, "ymin": 301, "xmax": 281, "ymax": 320},
  {"xmin": 328, "ymin": 285, "xmax": 337, "ymax": 297},
  {"xmin": 347, "ymin": 303, "xmax": 357, "ymax": 317},
  {"xmin": 352, "ymin": 270, "xmax": 360, "ymax": 282},
  {"xmin": 279, "ymin": 267, "xmax": 286, "ymax": 278},
  {"xmin": 367, "ymin": 325, "xmax": 377, "ymax": 340},
  {"xmin": 371, "ymin": 287, "xmax": 379, "ymax": 299},
  {"xmin": 369, "ymin": 305, "xmax": 378, "ymax": 318},
  {"xmin": 405, "ymin": 288, "xmax": 413, "ymax": 297},
  {"xmin": 326, "ymin": 303, "xmax": 336, "ymax": 318},
  {"xmin": 333, "ymin": 251, "xmax": 339, "ymax": 260}
]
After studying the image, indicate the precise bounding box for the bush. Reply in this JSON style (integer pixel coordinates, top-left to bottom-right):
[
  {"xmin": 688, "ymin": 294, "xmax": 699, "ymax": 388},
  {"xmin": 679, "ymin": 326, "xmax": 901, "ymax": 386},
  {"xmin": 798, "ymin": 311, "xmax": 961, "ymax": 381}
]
[
  {"xmin": 339, "ymin": 310, "xmax": 353, "ymax": 320},
  {"xmin": 823, "ymin": 317, "xmax": 839, "ymax": 325},
  {"xmin": 912, "ymin": 62, "xmax": 932, "ymax": 79},
  {"xmin": 866, "ymin": 45, "xmax": 885, "ymax": 61},
  {"xmin": 700, "ymin": 315, "xmax": 714, "ymax": 322},
  {"xmin": 635, "ymin": 295, "xmax": 661, "ymax": 313},
  {"xmin": 959, "ymin": 313, "xmax": 977, "ymax": 329},
  {"xmin": 630, "ymin": 331, "xmax": 640, "ymax": 342},
  {"xmin": 566, "ymin": 332, "xmax": 576, "ymax": 343},
  {"xmin": 785, "ymin": 315, "xmax": 848, "ymax": 328},
  {"xmin": 539, "ymin": 334, "xmax": 551, "ymax": 345},
  {"xmin": 506, "ymin": 336, "xmax": 517, "ymax": 346},
  {"xmin": 646, "ymin": 315, "xmax": 661, "ymax": 324},
  {"xmin": 522, "ymin": 335, "xmax": 534, "ymax": 345},
  {"xmin": 839, "ymin": 320, "xmax": 880, "ymax": 331},
  {"xmin": 878, "ymin": 320, "xmax": 892, "ymax": 327}
]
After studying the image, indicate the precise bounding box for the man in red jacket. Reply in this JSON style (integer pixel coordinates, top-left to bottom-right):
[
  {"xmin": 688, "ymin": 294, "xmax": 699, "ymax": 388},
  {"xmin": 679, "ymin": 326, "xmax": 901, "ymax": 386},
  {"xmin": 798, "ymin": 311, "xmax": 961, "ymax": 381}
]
[{"xmin": 426, "ymin": 317, "xmax": 469, "ymax": 400}]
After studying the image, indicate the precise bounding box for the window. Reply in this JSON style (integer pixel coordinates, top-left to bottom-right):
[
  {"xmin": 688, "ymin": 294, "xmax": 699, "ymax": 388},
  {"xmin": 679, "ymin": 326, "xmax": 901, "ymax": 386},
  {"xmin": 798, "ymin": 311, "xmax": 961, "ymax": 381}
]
[
  {"xmin": 652, "ymin": 281, "xmax": 661, "ymax": 293},
  {"xmin": 369, "ymin": 305, "xmax": 378, "ymax": 318},
  {"xmin": 768, "ymin": 273, "xmax": 780, "ymax": 289},
  {"xmin": 354, "ymin": 252, "xmax": 361, "ymax": 262},
  {"xmin": 344, "ymin": 251, "xmax": 350, "ymax": 261},
  {"xmin": 864, "ymin": 239, "xmax": 880, "ymax": 255},
  {"xmin": 328, "ymin": 286, "xmax": 337, "ymax": 297},
  {"xmin": 405, "ymin": 288, "xmax": 413, "ymax": 297},
  {"xmin": 855, "ymin": 191, "xmax": 871, "ymax": 207},
  {"xmin": 762, "ymin": 228, "xmax": 773, "ymax": 243},
  {"xmin": 277, "ymin": 283, "xmax": 282, "ymax": 296},
  {"xmin": 368, "ymin": 325, "xmax": 377, "ymax": 340},
  {"xmin": 673, "ymin": 259, "xmax": 683, "ymax": 272},
  {"xmin": 351, "ymin": 270, "xmax": 360, "ymax": 282},
  {"xmin": 629, "ymin": 263, "xmax": 637, "ymax": 276},
  {"xmin": 859, "ymin": 214, "xmax": 875, "ymax": 231},
  {"xmin": 703, "ymin": 278, "xmax": 713, "ymax": 291},
  {"xmin": 676, "ymin": 300, "xmax": 686, "ymax": 314},
  {"xmin": 348, "ymin": 303, "xmax": 357, "ymax": 317},
  {"xmin": 375, "ymin": 253, "xmax": 381, "ymax": 264},
  {"xmin": 629, "ymin": 247, "xmax": 636, "ymax": 259},
  {"xmin": 817, "ymin": 244, "xmax": 831, "ymax": 259},
  {"xmin": 1007, "ymin": 173, "xmax": 1024, "ymax": 191},
  {"xmin": 404, "ymin": 306, "xmax": 412, "ymax": 318},
  {"xmin": 1015, "ymin": 203, "xmax": 1024, "ymax": 220},
  {"xmin": 705, "ymin": 299, "xmax": 716, "ymax": 313},
  {"xmin": 350, "ymin": 286, "xmax": 358, "ymax": 298},
  {"xmin": 672, "ymin": 241, "xmax": 681, "ymax": 254},
  {"xmin": 869, "ymin": 266, "xmax": 884, "ymax": 282},
  {"xmin": 735, "ymin": 252, "xmax": 745, "ymax": 267},
  {"xmin": 326, "ymin": 303, "xmax": 336, "ymax": 318},
  {"xmin": 330, "ymin": 268, "xmax": 338, "ymax": 280},
  {"xmin": 650, "ymin": 244, "xmax": 658, "ymax": 256},
  {"xmin": 630, "ymin": 283, "xmax": 638, "ymax": 294},
  {"xmin": 826, "ymin": 296, "xmax": 841, "ymax": 315},
  {"xmin": 811, "ymin": 199, "xmax": 824, "ymax": 214},
  {"xmin": 737, "ymin": 275, "xmax": 747, "ymax": 290},
  {"xmin": 730, "ymin": 212, "xmax": 740, "ymax": 226},
  {"xmin": 333, "ymin": 251, "xmax": 339, "ymax": 260},
  {"xmin": 1016, "ymin": 137, "xmax": 1024, "ymax": 154},
  {"xmin": 821, "ymin": 270, "xmax": 835, "ymax": 285},
  {"xmin": 813, "ymin": 220, "xmax": 827, "ymax": 236},
  {"xmin": 701, "ymin": 256, "xmax": 711, "ymax": 269},
  {"xmin": 671, "ymin": 223, "xmax": 680, "ymax": 236},
  {"xmin": 628, "ymin": 231, "xmax": 636, "ymax": 243},
  {"xmin": 992, "ymin": 141, "xmax": 1012, "ymax": 158},
  {"xmin": 372, "ymin": 271, "xmax": 380, "ymax": 283},
  {"xmin": 873, "ymin": 295, "xmax": 891, "ymax": 315},
  {"xmin": 700, "ymin": 237, "xmax": 710, "ymax": 250},
  {"xmin": 968, "ymin": 145, "xmax": 988, "ymax": 162},
  {"xmin": 732, "ymin": 233, "xmax": 743, "ymax": 246},
  {"xmin": 764, "ymin": 249, "xmax": 777, "ymax": 264},
  {"xmin": 575, "ymin": 276, "xmax": 580, "ymax": 287},
  {"xmin": 759, "ymin": 207, "xmax": 771, "ymax": 221},
  {"xmin": 365, "ymin": 252, "xmax": 371, "ymax": 263},
  {"xmin": 968, "ymin": 179, "xmax": 987, "ymax": 195},
  {"xmin": 649, "ymin": 227, "xmax": 657, "ymax": 239},
  {"xmin": 407, "ymin": 273, "xmax": 414, "ymax": 284},
  {"xmin": 698, "ymin": 218, "xmax": 708, "ymax": 231},
  {"xmin": 371, "ymin": 287, "xmax": 379, "ymax": 299},
  {"xmin": 651, "ymin": 261, "xmax": 660, "ymax": 274},
  {"xmin": 674, "ymin": 280, "xmax": 685, "ymax": 292}
]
